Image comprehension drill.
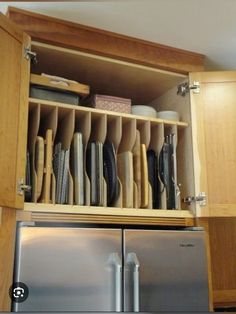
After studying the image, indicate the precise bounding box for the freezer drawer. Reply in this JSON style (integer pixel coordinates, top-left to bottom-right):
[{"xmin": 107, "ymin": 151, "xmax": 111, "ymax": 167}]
[
  {"xmin": 13, "ymin": 224, "xmax": 122, "ymax": 311},
  {"xmin": 124, "ymin": 229, "xmax": 209, "ymax": 312}
]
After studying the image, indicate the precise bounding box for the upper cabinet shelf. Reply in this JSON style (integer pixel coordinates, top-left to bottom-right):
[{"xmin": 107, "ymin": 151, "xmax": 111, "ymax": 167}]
[
  {"xmin": 31, "ymin": 41, "xmax": 188, "ymax": 105},
  {"xmin": 29, "ymin": 97, "xmax": 189, "ymax": 128}
]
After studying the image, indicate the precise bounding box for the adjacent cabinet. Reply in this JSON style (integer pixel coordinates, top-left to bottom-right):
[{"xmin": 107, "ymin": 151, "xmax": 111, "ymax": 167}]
[{"xmin": 0, "ymin": 7, "xmax": 236, "ymax": 310}]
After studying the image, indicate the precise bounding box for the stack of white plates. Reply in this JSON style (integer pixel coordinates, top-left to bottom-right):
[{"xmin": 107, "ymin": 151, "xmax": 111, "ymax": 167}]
[
  {"xmin": 131, "ymin": 105, "xmax": 157, "ymax": 118},
  {"xmin": 156, "ymin": 110, "xmax": 180, "ymax": 121}
]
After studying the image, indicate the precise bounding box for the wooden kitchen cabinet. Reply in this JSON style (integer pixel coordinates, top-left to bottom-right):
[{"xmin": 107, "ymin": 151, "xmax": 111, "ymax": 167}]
[
  {"xmin": 0, "ymin": 14, "xmax": 30, "ymax": 210},
  {"xmin": 1, "ymin": 7, "xmax": 236, "ymax": 309},
  {"xmin": 198, "ymin": 217, "xmax": 236, "ymax": 308},
  {"xmin": 0, "ymin": 8, "xmax": 201, "ymax": 225},
  {"xmin": 209, "ymin": 217, "xmax": 236, "ymax": 307},
  {"xmin": 2, "ymin": 7, "xmax": 236, "ymax": 221},
  {"xmin": 190, "ymin": 71, "xmax": 236, "ymax": 218}
]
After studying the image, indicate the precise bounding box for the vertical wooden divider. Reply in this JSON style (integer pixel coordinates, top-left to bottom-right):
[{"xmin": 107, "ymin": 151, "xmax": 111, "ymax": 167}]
[
  {"xmin": 132, "ymin": 130, "xmax": 141, "ymax": 208},
  {"xmin": 149, "ymin": 123, "xmax": 164, "ymax": 209},
  {"xmin": 150, "ymin": 123, "xmax": 166, "ymax": 209},
  {"xmin": 165, "ymin": 124, "xmax": 181, "ymax": 210},
  {"xmin": 117, "ymin": 118, "xmax": 136, "ymax": 208},
  {"xmin": 106, "ymin": 115, "xmax": 122, "ymax": 207},
  {"xmin": 137, "ymin": 120, "xmax": 151, "ymax": 209},
  {"xmin": 38, "ymin": 104, "xmax": 58, "ymax": 204},
  {"xmin": 89, "ymin": 113, "xmax": 107, "ymax": 206},
  {"xmin": 27, "ymin": 103, "xmax": 40, "ymax": 203},
  {"xmin": 90, "ymin": 113, "xmax": 107, "ymax": 142},
  {"xmin": 171, "ymin": 125, "xmax": 179, "ymax": 207},
  {"xmin": 55, "ymin": 107, "xmax": 75, "ymax": 205},
  {"xmin": 74, "ymin": 110, "xmax": 91, "ymax": 206},
  {"xmin": 106, "ymin": 115, "xmax": 122, "ymax": 151}
]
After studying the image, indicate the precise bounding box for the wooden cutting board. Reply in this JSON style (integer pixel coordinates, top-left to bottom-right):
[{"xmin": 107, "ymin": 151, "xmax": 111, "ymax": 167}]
[
  {"xmin": 117, "ymin": 151, "xmax": 133, "ymax": 208},
  {"xmin": 132, "ymin": 130, "xmax": 141, "ymax": 208},
  {"xmin": 35, "ymin": 136, "xmax": 44, "ymax": 200},
  {"xmin": 40, "ymin": 129, "xmax": 53, "ymax": 203},
  {"xmin": 140, "ymin": 144, "xmax": 149, "ymax": 208}
]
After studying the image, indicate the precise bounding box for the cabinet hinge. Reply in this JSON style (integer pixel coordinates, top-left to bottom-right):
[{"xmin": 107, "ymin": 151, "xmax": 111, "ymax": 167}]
[
  {"xmin": 17, "ymin": 179, "xmax": 31, "ymax": 196},
  {"xmin": 183, "ymin": 192, "xmax": 206, "ymax": 206},
  {"xmin": 177, "ymin": 81, "xmax": 200, "ymax": 96},
  {"xmin": 24, "ymin": 47, "xmax": 37, "ymax": 64}
]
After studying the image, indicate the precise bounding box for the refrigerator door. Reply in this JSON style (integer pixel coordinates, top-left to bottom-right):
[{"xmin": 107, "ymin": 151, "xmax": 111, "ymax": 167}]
[
  {"xmin": 13, "ymin": 224, "xmax": 122, "ymax": 311},
  {"xmin": 124, "ymin": 229, "xmax": 209, "ymax": 312}
]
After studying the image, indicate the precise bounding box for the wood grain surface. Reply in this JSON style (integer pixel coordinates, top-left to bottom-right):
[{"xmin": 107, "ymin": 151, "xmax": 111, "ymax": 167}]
[
  {"xmin": 0, "ymin": 208, "xmax": 16, "ymax": 311},
  {"xmin": 7, "ymin": 7, "xmax": 205, "ymax": 74},
  {"xmin": 0, "ymin": 13, "xmax": 30, "ymax": 209},
  {"xmin": 190, "ymin": 71, "xmax": 236, "ymax": 217},
  {"xmin": 198, "ymin": 217, "xmax": 236, "ymax": 307}
]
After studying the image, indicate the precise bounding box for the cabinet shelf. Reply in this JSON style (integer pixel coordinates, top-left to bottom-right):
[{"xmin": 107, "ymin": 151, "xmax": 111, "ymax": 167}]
[
  {"xmin": 21, "ymin": 203, "xmax": 194, "ymax": 226},
  {"xmin": 27, "ymin": 97, "xmax": 192, "ymax": 215},
  {"xmin": 29, "ymin": 98, "xmax": 189, "ymax": 128}
]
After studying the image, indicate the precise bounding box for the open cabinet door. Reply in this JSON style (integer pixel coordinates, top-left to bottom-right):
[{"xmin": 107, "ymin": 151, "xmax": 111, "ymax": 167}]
[
  {"xmin": 190, "ymin": 71, "xmax": 236, "ymax": 218},
  {"xmin": 0, "ymin": 13, "xmax": 30, "ymax": 209}
]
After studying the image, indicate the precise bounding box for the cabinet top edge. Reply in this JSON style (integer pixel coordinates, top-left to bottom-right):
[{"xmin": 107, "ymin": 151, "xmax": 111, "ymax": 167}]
[{"xmin": 7, "ymin": 6, "xmax": 205, "ymax": 74}]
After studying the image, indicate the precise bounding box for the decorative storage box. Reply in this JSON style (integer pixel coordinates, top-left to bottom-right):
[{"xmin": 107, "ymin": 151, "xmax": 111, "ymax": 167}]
[{"xmin": 86, "ymin": 94, "xmax": 132, "ymax": 114}]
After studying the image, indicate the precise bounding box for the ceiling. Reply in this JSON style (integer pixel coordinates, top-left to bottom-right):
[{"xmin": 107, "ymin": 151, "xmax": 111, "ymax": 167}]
[{"xmin": 1, "ymin": 0, "xmax": 236, "ymax": 71}]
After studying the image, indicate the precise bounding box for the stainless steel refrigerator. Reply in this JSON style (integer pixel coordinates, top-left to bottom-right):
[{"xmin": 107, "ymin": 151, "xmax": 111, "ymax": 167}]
[{"xmin": 13, "ymin": 223, "xmax": 209, "ymax": 312}]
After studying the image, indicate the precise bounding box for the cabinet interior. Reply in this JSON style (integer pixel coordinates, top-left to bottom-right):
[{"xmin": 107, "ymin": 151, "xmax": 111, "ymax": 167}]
[
  {"xmin": 31, "ymin": 41, "xmax": 186, "ymax": 105},
  {"xmin": 27, "ymin": 41, "xmax": 195, "ymax": 214}
]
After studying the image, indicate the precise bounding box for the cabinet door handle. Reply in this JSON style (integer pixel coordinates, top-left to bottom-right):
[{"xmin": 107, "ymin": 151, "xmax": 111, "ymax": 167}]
[
  {"xmin": 108, "ymin": 252, "xmax": 122, "ymax": 312},
  {"xmin": 126, "ymin": 252, "xmax": 140, "ymax": 312}
]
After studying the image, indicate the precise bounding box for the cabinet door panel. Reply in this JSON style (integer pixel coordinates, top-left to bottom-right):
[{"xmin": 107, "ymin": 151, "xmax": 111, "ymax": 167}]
[
  {"xmin": 209, "ymin": 217, "xmax": 236, "ymax": 307},
  {"xmin": 190, "ymin": 71, "xmax": 236, "ymax": 217},
  {"xmin": 0, "ymin": 13, "xmax": 30, "ymax": 209}
]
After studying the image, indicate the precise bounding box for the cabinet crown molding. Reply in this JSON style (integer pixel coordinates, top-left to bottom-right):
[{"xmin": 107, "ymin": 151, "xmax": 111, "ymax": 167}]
[{"xmin": 7, "ymin": 6, "xmax": 205, "ymax": 74}]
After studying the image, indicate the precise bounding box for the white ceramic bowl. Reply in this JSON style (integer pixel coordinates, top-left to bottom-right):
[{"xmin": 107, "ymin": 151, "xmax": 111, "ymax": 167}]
[
  {"xmin": 132, "ymin": 105, "xmax": 157, "ymax": 118},
  {"xmin": 156, "ymin": 110, "xmax": 180, "ymax": 121}
]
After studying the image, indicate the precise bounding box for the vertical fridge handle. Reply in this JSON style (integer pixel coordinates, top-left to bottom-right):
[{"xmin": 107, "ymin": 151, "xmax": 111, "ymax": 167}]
[
  {"xmin": 126, "ymin": 252, "xmax": 140, "ymax": 312},
  {"xmin": 108, "ymin": 252, "xmax": 122, "ymax": 312}
]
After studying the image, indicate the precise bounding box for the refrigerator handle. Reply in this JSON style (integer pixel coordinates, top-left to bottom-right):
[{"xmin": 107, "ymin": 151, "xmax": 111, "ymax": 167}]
[
  {"xmin": 126, "ymin": 252, "xmax": 140, "ymax": 312},
  {"xmin": 108, "ymin": 252, "xmax": 122, "ymax": 312}
]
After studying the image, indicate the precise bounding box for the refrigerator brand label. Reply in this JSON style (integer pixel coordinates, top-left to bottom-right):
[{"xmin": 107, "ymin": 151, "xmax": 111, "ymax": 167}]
[{"xmin": 179, "ymin": 243, "xmax": 195, "ymax": 247}]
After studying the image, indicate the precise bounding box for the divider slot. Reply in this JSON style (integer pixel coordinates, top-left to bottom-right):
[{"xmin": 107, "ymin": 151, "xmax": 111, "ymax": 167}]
[
  {"xmin": 117, "ymin": 117, "xmax": 136, "ymax": 208},
  {"xmin": 149, "ymin": 123, "xmax": 164, "ymax": 155},
  {"xmin": 74, "ymin": 110, "xmax": 91, "ymax": 206},
  {"xmin": 137, "ymin": 120, "xmax": 150, "ymax": 148},
  {"xmin": 117, "ymin": 151, "xmax": 133, "ymax": 208},
  {"xmin": 107, "ymin": 115, "xmax": 122, "ymax": 153},
  {"xmin": 149, "ymin": 122, "xmax": 166, "ymax": 209},
  {"xmin": 90, "ymin": 113, "xmax": 107, "ymax": 143},
  {"xmin": 118, "ymin": 117, "xmax": 136, "ymax": 153},
  {"xmin": 54, "ymin": 107, "xmax": 75, "ymax": 205},
  {"xmin": 105, "ymin": 115, "xmax": 122, "ymax": 207},
  {"xmin": 164, "ymin": 125, "xmax": 178, "ymax": 141},
  {"xmin": 86, "ymin": 113, "xmax": 107, "ymax": 206},
  {"xmin": 37, "ymin": 105, "xmax": 58, "ymax": 204},
  {"xmin": 163, "ymin": 124, "xmax": 180, "ymax": 209},
  {"xmin": 137, "ymin": 120, "xmax": 150, "ymax": 208},
  {"xmin": 132, "ymin": 130, "xmax": 141, "ymax": 209},
  {"xmin": 39, "ymin": 105, "xmax": 58, "ymax": 142},
  {"xmin": 56, "ymin": 108, "xmax": 75, "ymax": 150},
  {"xmin": 27, "ymin": 103, "xmax": 40, "ymax": 203}
]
